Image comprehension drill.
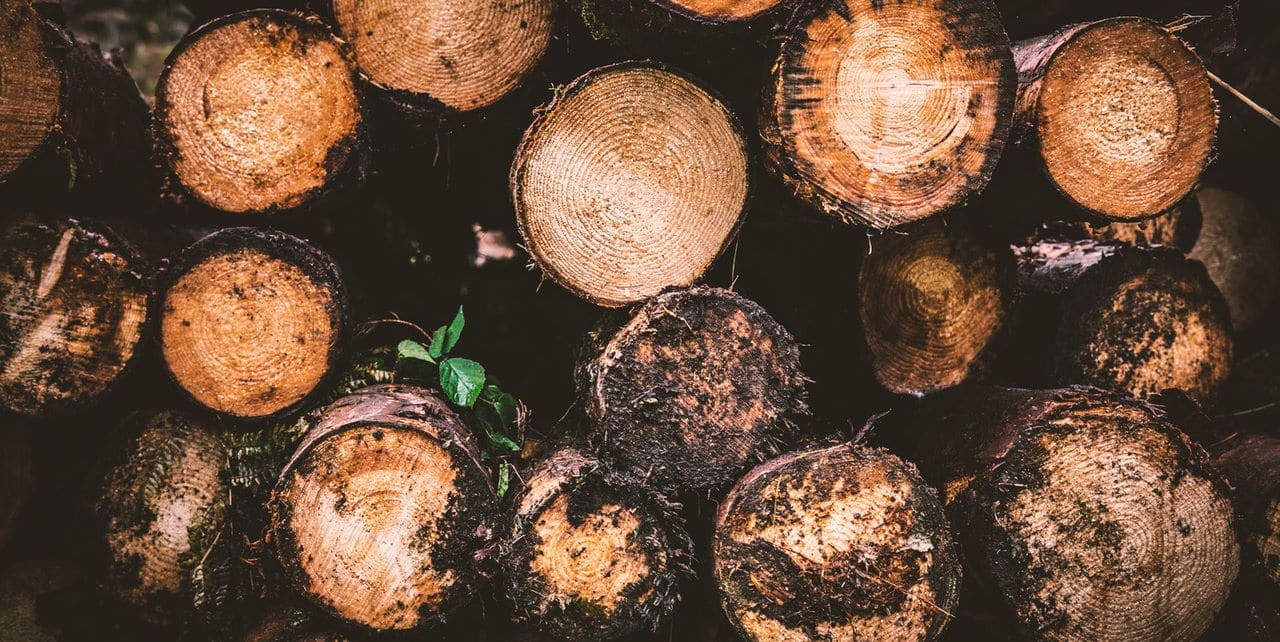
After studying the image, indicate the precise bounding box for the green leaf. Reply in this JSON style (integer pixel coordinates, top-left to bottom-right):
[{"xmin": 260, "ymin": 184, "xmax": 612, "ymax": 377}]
[
  {"xmin": 396, "ymin": 339, "xmax": 434, "ymax": 364},
  {"xmin": 439, "ymin": 358, "xmax": 485, "ymax": 407},
  {"xmin": 428, "ymin": 326, "xmax": 448, "ymax": 360},
  {"xmin": 496, "ymin": 461, "xmax": 511, "ymax": 499},
  {"xmin": 429, "ymin": 307, "xmax": 466, "ymax": 359}
]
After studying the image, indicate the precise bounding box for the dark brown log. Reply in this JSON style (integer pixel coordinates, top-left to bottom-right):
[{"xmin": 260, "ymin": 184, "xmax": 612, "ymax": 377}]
[
  {"xmin": 241, "ymin": 603, "xmax": 359, "ymax": 642},
  {"xmin": 97, "ymin": 410, "xmax": 229, "ymax": 619},
  {"xmin": 158, "ymin": 227, "xmax": 348, "ymax": 420},
  {"xmin": 0, "ymin": 423, "xmax": 32, "ymax": 550},
  {"xmin": 500, "ymin": 447, "xmax": 690, "ymax": 641},
  {"xmin": 0, "ymin": 0, "xmax": 153, "ymax": 207},
  {"xmin": 0, "ymin": 560, "xmax": 81, "ymax": 641},
  {"xmin": 1013, "ymin": 240, "xmax": 1233, "ymax": 404},
  {"xmin": 270, "ymin": 384, "xmax": 497, "ymax": 632},
  {"xmin": 872, "ymin": 386, "xmax": 1240, "ymax": 642},
  {"xmin": 760, "ymin": 0, "xmax": 1015, "ymax": 229},
  {"xmin": 859, "ymin": 221, "xmax": 1013, "ymax": 395},
  {"xmin": 1056, "ymin": 196, "xmax": 1202, "ymax": 252},
  {"xmin": 1188, "ymin": 186, "xmax": 1280, "ymax": 334},
  {"xmin": 1212, "ymin": 433, "xmax": 1280, "ymax": 595},
  {"xmin": 1012, "ymin": 18, "xmax": 1216, "ymax": 221},
  {"xmin": 154, "ymin": 10, "xmax": 363, "ymax": 214},
  {"xmin": 578, "ymin": 286, "xmax": 807, "ymax": 493},
  {"xmin": 0, "ymin": 216, "xmax": 150, "ymax": 417},
  {"xmin": 714, "ymin": 442, "xmax": 960, "ymax": 641},
  {"xmin": 328, "ymin": 0, "xmax": 553, "ymax": 113},
  {"xmin": 512, "ymin": 62, "xmax": 748, "ymax": 307}
]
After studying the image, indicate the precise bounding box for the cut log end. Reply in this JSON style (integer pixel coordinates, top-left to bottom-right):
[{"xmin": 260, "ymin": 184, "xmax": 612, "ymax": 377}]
[
  {"xmin": 333, "ymin": 0, "xmax": 553, "ymax": 111},
  {"xmin": 271, "ymin": 385, "xmax": 495, "ymax": 631},
  {"xmin": 1054, "ymin": 246, "xmax": 1232, "ymax": 404},
  {"xmin": 160, "ymin": 227, "xmax": 346, "ymax": 419},
  {"xmin": 653, "ymin": 0, "xmax": 782, "ymax": 22},
  {"xmin": 503, "ymin": 449, "xmax": 687, "ymax": 641},
  {"xmin": 859, "ymin": 223, "xmax": 1008, "ymax": 395},
  {"xmin": 582, "ymin": 287, "xmax": 806, "ymax": 493},
  {"xmin": 763, "ymin": 0, "xmax": 1014, "ymax": 229},
  {"xmin": 0, "ymin": 217, "xmax": 149, "ymax": 416},
  {"xmin": 99, "ymin": 410, "xmax": 228, "ymax": 614},
  {"xmin": 513, "ymin": 63, "xmax": 748, "ymax": 306},
  {"xmin": 0, "ymin": 1, "xmax": 61, "ymax": 179},
  {"xmin": 714, "ymin": 443, "xmax": 959, "ymax": 642},
  {"xmin": 972, "ymin": 394, "xmax": 1238, "ymax": 642},
  {"xmin": 1020, "ymin": 18, "xmax": 1216, "ymax": 220},
  {"xmin": 155, "ymin": 10, "xmax": 360, "ymax": 213}
]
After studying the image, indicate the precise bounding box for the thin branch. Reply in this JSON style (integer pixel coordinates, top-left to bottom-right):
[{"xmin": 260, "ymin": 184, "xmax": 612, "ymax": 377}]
[{"xmin": 1207, "ymin": 70, "xmax": 1280, "ymax": 129}]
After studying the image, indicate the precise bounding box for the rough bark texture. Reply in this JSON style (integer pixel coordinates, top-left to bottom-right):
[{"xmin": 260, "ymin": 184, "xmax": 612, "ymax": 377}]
[
  {"xmin": 154, "ymin": 10, "xmax": 364, "ymax": 214},
  {"xmin": 871, "ymin": 386, "xmax": 1240, "ymax": 642},
  {"xmin": 511, "ymin": 62, "xmax": 749, "ymax": 307},
  {"xmin": 0, "ymin": 216, "xmax": 150, "ymax": 417},
  {"xmin": 97, "ymin": 410, "xmax": 229, "ymax": 621},
  {"xmin": 159, "ymin": 227, "xmax": 348, "ymax": 420},
  {"xmin": 1051, "ymin": 196, "xmax": 1202, "ymax": 252},
  {"xmin": 1011, "ymin": 18, "xmax": 1216, "ymax": 221},
  {"xmin": 0, "ymin": 0, "xmax": 153, "ymax": 208},
  {"xmin": 760, "ymin": 0, "xmax": 1015, "ymax": 229},
  {"xmin": 1188, "ymin": 186, "xmax": 1280, "ymax": 334},
  {"xmin": 1012, "ymin": 240, "xmax": 1233, "ymax": 404},
  {"xmin": 859, "ymin": 221, "xmax": 1013, "ymax": 395},
  {"xmin": 270, "ymin": 384, "xmax": 497, "ymax": 632},
  {"xmin": 714, "ymin": 442, "xmax": 960, "ymax": 641},
  {"xmin": 1212, "ymin": 433, "xmax": 1280, "ymax": 592},
  {"xmin": 578, "ymin": 286, "xmax": 807, "ymax": 494},
  {"xmin": 501, "ymin": 447, "xmax": 691, "ymax": 641}
]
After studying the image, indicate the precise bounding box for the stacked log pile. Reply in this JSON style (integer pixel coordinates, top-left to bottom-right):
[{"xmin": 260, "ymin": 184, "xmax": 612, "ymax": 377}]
[{"xmin": 1, "ymin": 0, "xmax": 1278, "ymax": 640}]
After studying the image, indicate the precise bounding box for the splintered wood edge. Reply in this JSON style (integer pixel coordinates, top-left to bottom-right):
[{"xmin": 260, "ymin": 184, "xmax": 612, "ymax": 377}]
[
  {"xmin": 764, "ymin": 0, "xmax": 1015, "ymax": 229},
  {"xmin": 0, "ymin": 1, "xmax": 63, "ymax": 178},
  {"xmin": 1030, "ymin": 18, "xmax": 1216, "ymax": 221},
  {"xmin": 511, "ymin": 62, "xmax": 749, "ymax": 307},
  {"xmin": 154, "ymin": 9, "xmax": 361, "ymax": 213},
  {"xmin": 159, "ymin": 227, "xmax": 347, "ymax": 420},
  {"xmin": 714, "ymin": 443, "xmax": 959, "ymax": 641}
]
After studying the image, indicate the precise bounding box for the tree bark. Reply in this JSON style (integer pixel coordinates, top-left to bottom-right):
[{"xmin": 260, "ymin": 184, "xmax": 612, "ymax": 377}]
[
  {"xmin": 1188, "ymin": 186, "xmax": 1280, "ymax": 334},
  {"xmin": 578, "ymin": 286, "xmax": 807, "ymax": 494},
  {"xmin": 270, "ymin": 384, "xmax": 496, "ymax": 632},
  {"xmin": 870, "ymin": 385, "xmax": 1240, "ymax": 642},
  {"xmin": 714, "ymin": 442, "xmax": 960, "ymax": 641}
]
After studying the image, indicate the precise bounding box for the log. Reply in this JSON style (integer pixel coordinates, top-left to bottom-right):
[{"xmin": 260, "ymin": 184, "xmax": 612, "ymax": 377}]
[
  {"xmin": 0, "ymin": 216, "xmax": 150, "ymax": 417},
  {"xmin": 1188, "ymin": 186, "xmax": 1280, "ymax": 334},
  {"xmin": 328, "ymin": 0, "xmax": 554, "ymax": 113},
  {"xmin": 0, "ymin": 423, "xmax": 32, "ymax": 550},
  {"xmin": 154, "ymin": 10, "xmax": 363, "ymax": 214},
  {"xmin": 1212, "ymin": 433, "xmax": 1280, "ymax": 595},
  {"xmin": 872, "ymin": 386, "xmax": 1240, "ymax": 642},
  {"xmin": 713, "ymin": 442, "xmax": 960, "ymax": 641},
  {"xmin": 1058, "ymin": 196, "xmax": 1202, "ymax": 252},
  {"xmin": 1013, "ymin": 240, "xmax": 1232, "ymax": 404},
  {"xmin": 512, "ymin": 62, "xmax": 748, "ymax": 307},
  {"xmin": 0, "ymin": 560, "xmax": 81, "ymax": 642},
  {"xmin": 578, "ymin": 286, "xmax": 806, "ymax": 493},
  {"xmin": 97, "ymin": 410, "xmax": 229, "ymax": 618},
  {"xmin": 158, "ymin": 227, "xmax": 348, "ymax": 420},
  {"xmin": 760, "ymin": 0, "xmax": 1015, "ymax": 229},
  {"xmin": 500, "ymin": 447, "xmax": 690, "ymax": 640},
  {"xmin": 0, "ymin": 0, "xmax": 152, "ymax": 206},
  {"xmin": 645, "ymin": 0, "xmax": 782, "ymax": 22},
  {"xmin": 859, "ymin": 221, "xmax": 1012, "ymax": 395},
  {"xmin": 270, "ymin": 384, "xmax": 497, "ymax": 631},
  {"xmin": 1012, "ymin": 18, "xmax": 1216, "ymax": 221}
]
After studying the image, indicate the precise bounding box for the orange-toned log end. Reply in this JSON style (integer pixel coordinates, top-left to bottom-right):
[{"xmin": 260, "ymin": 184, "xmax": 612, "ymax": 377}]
[
  {"xmin": 0, "ymin": 217, "xmax": 149, "ymax": 417},
  {"xmin": 1212, "ymin": 434, "xmax": 1280, "ymax": 594},
  {"xmin": 1048, "ymin": 244, "xmax": 1232, "ymax": 404},
  {"xmin": 501, "ymin": 448, "xmax": 690, "ymax": 641},
  {"xmin": 714, "ymin": 443, "xmax": 960, "ymax": 642},
  {"xmin": 97, "ymin": 410, "xmax": 228, "ymax": 617},
  {"xmin": 652, "ymin": 0, "xmax": 783, "ymax": 22},
  {"xmin": 960, "ymin": 391, "xmax": 1239, "ymax": 641},
  {"xmin": 271, "ymin": 385, "xmax": 496, "ymax": 632},
  {"xmin": 581, "ymin": 286, "xmax": 806, "ymax": 493},
  {"xmin": 159, "ymin": 227, "xmax": 347, "ymax": 420},
  {"xmin": 512, "ymin": 63, "xmax": 748, "ymax": 307},
  {"xmin": 332, "ymin": 0, "xmax": 553, "ymax": 111},
  {"xmin": 155, "ymin": 10, "xmax": 361, "ymax": 214},
  {"xmin": 762, "ymin": 0, "xmax": 1015, "ymax": 230},
  {"xmin": 1015, "ymin": 18, "xmax": 1216, "ymax": 221},
  {"xmin": 1188, "ymin": 187, "xmax": 1280, "ymax": 333},
  {"xmin": 0, "ymin": 0, "xmax": 61, "ymax": 180},
  {"xmin": 859, "ymin": 222, "xmax": 1010, "ymax": 395}
]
